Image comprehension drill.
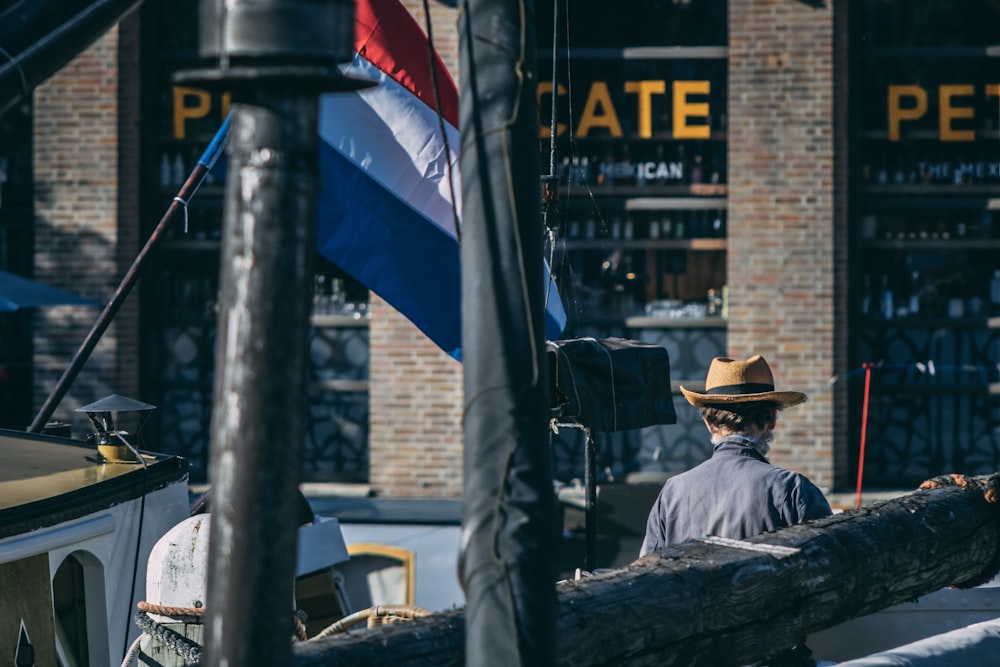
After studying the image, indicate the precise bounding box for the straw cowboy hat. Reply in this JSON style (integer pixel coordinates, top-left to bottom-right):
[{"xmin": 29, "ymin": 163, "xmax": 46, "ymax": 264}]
[{"xmin": 679, "ymin": 355, "xmax": 807, "ymax": 409}]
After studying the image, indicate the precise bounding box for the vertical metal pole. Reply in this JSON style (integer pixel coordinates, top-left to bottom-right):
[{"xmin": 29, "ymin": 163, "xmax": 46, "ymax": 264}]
[
  {"xmin": 178, "ymin": 2, "xmax": 366, "ymax": 665},
  {"xmin": 584, "ymin": 429, "xmax": 596, "ymax": 571},
  {"xmin": 203, "ymin": 97, "xmax": 317, "ymax": 667}
]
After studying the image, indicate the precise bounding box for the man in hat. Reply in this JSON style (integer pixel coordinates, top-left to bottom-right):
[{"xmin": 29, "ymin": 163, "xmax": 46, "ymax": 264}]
[
  {"xmin": 639, "ymin": 355, "xmax": 833, "ymax": 667},
  {"xmin": 640, "ymin": 355, "xmax": 832, "ymax": 556}
]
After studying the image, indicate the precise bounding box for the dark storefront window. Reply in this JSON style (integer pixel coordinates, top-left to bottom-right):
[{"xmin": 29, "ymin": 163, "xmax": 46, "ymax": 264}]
[
  {"xmin": 539, "ymin": 0, "xmax": 728, "ymax": 482},
  {"xmin": 851, "ymin": 0, "xmax": 1000, "ymax": 486},
  {"xmin": 138, "ymin": 0, "xmax": 369, "ymax": 484}
]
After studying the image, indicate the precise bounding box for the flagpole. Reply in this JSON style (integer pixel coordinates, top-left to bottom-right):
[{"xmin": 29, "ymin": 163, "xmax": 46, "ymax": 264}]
[{"xmin": 27, "ymin": 117, "xmax": 231, "ymax": 433}]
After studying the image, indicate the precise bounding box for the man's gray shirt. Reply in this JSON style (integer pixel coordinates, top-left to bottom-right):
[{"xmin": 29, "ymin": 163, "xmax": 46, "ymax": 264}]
[{"xmin": 640, "ymin": 437, "xmax": 832, "ymax": 556}]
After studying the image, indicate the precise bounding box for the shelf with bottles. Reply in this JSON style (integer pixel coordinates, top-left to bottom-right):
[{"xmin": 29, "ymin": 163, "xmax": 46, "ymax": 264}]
[
  {"xmin": 857, "ymin": 261, "xmax": 1000, "ymax": 324},
  {"xmin": 311, "ymin": 260, "xmax": 371, "ymax": 325},
  {"xmin": 556, "ymin": 138, "xmax": 727, "ymax": 196},
  {"xmin": 857, "ymin": 209, "xmax": 1000, "ymax": 246},
  {"xmin": 556, "ymin": 240, "xmax": 726, "ymax": 325},
  {"xmin": 559, "ymin": 207, "xmax": 727, "ymax": 246},
  {"xmin": 859, "ymin": 143, "xmax": 1000, "ymax": 193},
  {"xmin": 862, "ymin": 382, "xmax": 1000, "ymax": 395},
  {"xmin": 156, "ymin": 268, "xmax": 220, "ymax": 324},
  {"xmin": 156, "ymin": 140, "xmax": 226, "ymax": 196}
]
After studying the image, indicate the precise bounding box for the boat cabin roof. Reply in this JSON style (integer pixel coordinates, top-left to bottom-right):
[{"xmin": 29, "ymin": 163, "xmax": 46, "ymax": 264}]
[{"xmin": 0, "ymin": 429, "xmax": 187, "ymax": 539}]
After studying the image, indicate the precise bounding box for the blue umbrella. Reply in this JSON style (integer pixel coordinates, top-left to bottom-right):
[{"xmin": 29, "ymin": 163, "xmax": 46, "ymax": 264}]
[{"xmin": 0, "ymin": 269, "xmax": 99, "ymax": 311}]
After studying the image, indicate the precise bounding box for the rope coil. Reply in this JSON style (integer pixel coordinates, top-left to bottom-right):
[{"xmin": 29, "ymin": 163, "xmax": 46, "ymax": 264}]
[
  {"xmin": 134, "ymin": 610, "xmax": 202, "ymax": 664},
  {"xmin": 126, "ymin": 600, "xmax": 430, "ymax": 664},
  {"xmin": 312, "ymin": 605, "xmax": 432, "ymax": 639}
]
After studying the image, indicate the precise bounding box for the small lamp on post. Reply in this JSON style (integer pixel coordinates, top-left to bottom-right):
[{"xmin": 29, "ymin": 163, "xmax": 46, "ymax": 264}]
[{"xmin": 77, "ymin": 394, "xmax": 157, "ymax": 463}]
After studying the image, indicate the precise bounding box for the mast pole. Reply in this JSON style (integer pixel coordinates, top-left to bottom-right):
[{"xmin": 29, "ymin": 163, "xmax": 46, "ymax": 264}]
[
  {"xmin": 175, "ymin": 1, "xmax": 366, "ymax": 664},
  {"xmin": 458, "ymin": 0, "xmax": 559, "ymax": 664}
]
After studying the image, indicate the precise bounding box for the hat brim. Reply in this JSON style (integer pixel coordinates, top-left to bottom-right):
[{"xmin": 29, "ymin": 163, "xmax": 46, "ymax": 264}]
[{"xmin": 679, "ymin": 386, "xmax": 807, "ymax": 409}]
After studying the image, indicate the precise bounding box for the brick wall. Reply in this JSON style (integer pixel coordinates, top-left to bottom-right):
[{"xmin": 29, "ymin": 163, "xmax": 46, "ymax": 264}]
[
  {"xmin": 368, "ymin": 295, "xmax": 464, "ymax": 497},
  {"xmin": 727, "ymin": 0, "xmax": 837, "ymax": 489},
  {"xmin": 33, "ymin": 22, "xmax": 140, "ymax": 433}
]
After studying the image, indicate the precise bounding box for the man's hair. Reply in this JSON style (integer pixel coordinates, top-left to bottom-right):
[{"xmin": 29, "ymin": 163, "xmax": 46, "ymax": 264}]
[{"xmin": 699, "ymin": 401, "xmax": 780, "ymax": 432}]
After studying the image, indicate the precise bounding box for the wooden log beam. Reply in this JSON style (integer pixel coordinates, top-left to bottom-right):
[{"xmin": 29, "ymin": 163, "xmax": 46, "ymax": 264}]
[{"xmin": 293, "ymin": 475, "xmax": 1000, "ymax": 667}]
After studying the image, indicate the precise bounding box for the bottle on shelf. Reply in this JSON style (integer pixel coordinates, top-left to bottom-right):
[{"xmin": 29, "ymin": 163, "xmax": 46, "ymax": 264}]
[
  {"xmin": 673, "ymin": 212, "xmax": 686, "ymax": 239},
  {"xmin": 617, "ymin": 143, "xmax": 634, "ymax": 186},
  {"xmin": 690, "ymin": 151, "xmax": 704, "ymax": 185},
  {"xmin": 860, "ymin": 274, "xmax": 872, "ymax": 317},
  {"xmin": 709, "ymin": 153, "xmax": 723, "ymax": 185},
  {"xmin": 661, "ymin": 214, "xmax": 673, "ymax": 239},
  {"xmin": 991, "ymin": 269, "xmax": 1000, "ymax": 316},
  {"xmin": 876, "ymin": 160, "xmax": 888, "ymax": 185},
  {"xmin": 567, "ymin": 218, "xmax": 580, "ymax": 240},
  {"xmin": 160, "ymin": 153, "xmax": 172, "ymax": 187},
  {"xmin": 676, "ymin": 144, "xmax": 688, "ymax": 184},
  {"xmin": 879, "ymin": 274, "xmax": 894, "ymax": 320},
  {"xmin": 654, "ymin": 145, "xmax": 667, "ymax": 185},
  {"xmin": 712, "ymin": 210, "xmax": 726, "ymax": 237},
  {"xmin": 172, "ymin": 154, "xmax": 185, "ymax": 186},
  {"xmin": 648, "ymin": 213, "xmax": 660, "ymax": 240},
  {"xmin": 979, "ymin": 211, "xmax": 994, "ymax": 239},
  {"xmin": 906, "ymin": 270, "xmax": 920, "ymax": 317},
  {"xmin": 596, "ymin": 148, "xmax": 615, "ymax": 186},
  {"xmin": 707, "ymin": 288, "xmax": 723, "ymax": 317}
]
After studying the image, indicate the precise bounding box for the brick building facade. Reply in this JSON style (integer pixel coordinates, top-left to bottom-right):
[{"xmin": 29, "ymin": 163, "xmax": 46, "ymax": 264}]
[
  {"xmin": 726, "ymin": 0, "xmax": 840, "ymax": 487},
  {"xmin": 23, "ymin": 1, "xmax": 1000, "ymax": 498},
  {"xmin": 372, "ymin": 0, "xmax": 845, "ymax": 494},
  {"xmin": 32, "ymin": 18, "xmax": 142, "ymax": 433},
  {"xmin": 26, "ymin": 2, "xmax": 844, "ymax": 494}
]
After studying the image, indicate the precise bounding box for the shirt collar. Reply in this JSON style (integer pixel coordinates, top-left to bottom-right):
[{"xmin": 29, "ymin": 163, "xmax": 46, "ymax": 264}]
[{"xmin": 712, "ymin": 434, "xmax": 771, "ymax": 462}]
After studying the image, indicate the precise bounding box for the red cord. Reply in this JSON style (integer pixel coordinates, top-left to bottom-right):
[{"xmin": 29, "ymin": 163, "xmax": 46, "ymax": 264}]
[{"xmin": 855, "ymin": 362, "xmax": 874, "ymax": 509}]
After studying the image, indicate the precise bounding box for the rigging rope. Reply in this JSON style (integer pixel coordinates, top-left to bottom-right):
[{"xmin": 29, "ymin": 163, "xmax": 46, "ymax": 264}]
[
  {"xmin": 542, "ymin": 0, "xmax": 562, "ymax": 314},
  {"xmin": 172, "ymin": 196, "xmax": 190, "ymax": 234},
  {"xmin": 421, "ymin": 0, "xmax": 461, "ymax": 244},
  {"xmin": 312, "ymin": 604, "xmax": 432, "ymax": 639}
]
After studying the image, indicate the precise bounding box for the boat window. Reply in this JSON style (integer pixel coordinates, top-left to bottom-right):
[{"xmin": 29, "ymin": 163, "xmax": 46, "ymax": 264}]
[
  {"xmin": 52, "ymin": 555, "xmax": 88, "ymax": 666},
  {"xmin": 341, "ymin": 543, "xmax": 416, "ymax": 609}
]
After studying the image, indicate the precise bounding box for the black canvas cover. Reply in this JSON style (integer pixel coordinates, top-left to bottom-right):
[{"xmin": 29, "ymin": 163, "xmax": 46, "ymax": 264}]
[{"xmin": 547, "ymin": 337, "xmax": 677, "ymax": 432}]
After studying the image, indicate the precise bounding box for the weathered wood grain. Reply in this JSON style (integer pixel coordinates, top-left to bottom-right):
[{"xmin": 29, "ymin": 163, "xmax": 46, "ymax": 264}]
[{"xmin": 294, "ymin": 477, "xmax": 1000, "ymax": 667}]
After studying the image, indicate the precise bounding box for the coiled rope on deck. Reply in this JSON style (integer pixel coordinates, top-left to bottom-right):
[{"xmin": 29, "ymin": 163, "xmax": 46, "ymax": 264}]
[
  {"xmin": 122, "ymin": 601, "xmax": 311, "ymax": 666},
  {"xmin": 134, "ymin": 610, "xmax": 203, "ymax": 664},
  {"xmin": 124, "ymin": 601, "xmax": 430, "ymax": 664},
  {"xmin": 312, "ymin": 604, "xmax": 432, "ymax": 639}
]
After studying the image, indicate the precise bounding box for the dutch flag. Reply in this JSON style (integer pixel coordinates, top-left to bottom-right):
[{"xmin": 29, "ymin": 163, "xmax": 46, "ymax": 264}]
[{"xmin": 315, "ymin": 0, "xmax": 567, "ymax": 360}]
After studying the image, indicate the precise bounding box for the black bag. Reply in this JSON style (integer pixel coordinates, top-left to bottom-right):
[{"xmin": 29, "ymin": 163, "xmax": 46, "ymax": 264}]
[{"xmin": 546, "ymin": 337, "xmax": 676, "ymax": 432}]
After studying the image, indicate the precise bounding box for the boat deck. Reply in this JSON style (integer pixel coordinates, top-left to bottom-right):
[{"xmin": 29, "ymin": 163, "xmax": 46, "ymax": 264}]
[{"xmin": 0, "ymin": 429, "xmax": 187, "ymax": 539}]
